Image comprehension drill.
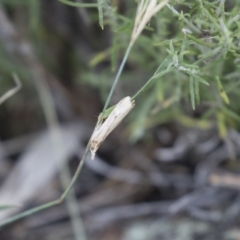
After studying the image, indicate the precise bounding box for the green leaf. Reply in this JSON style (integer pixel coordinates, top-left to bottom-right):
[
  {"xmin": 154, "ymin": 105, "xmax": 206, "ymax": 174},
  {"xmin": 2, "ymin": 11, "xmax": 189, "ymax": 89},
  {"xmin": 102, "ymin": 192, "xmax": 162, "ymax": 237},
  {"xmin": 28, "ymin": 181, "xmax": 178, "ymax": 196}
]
[
  {"xmin": 186, "ymin": 33, "xmax": 215, "ymax": 48},
  {"xmin": 98, "ymin": 0, "xmax": 104, "ymax": 29},
  {"xmin": 195, "ymin": 46, "xmax": 224, "ymax": 64},
  {"xmin": 189, "ymin": 75, "xmax": 195, "ymax": 110},
  {"xmin": 222, "ymin": 108, "xmax": 240, "ymax": 123},
  {"xmin": 169, "ymin": 40, "xmax": 174, "ymax": 53},
  {"xmin": 154, "ymin": 55, "xmax": 173, "ymax": 76},
  {"xmin": 154, "ymin": 38, "xmax": 182, "ymax": 46},
  {"xmin": 132, "ymin": 55, "xmax": 173, "ymax": 100},
  {"xmin": 216, "ymin": 77, "xmax": 230, "ymax": 104},
  {"xmin": 194, "ymin": 79, "xmax": 200, "ymax": 104},
  {"xmin": 89, "ymin": 49, "xmax": 110, "ymax": 67},
  {"xmin": 217, "ymin": 111, "xmax": 227, "ymax": 138},
  {"xmin": 58, "ymin": 0, "xmax": 98, "ymax": 8},
  {"xmin": 193, "ymin": 74, "xmax": 209, "ymax": 86},
  {"xmin": 179, "ymin": 35, "xmax": 187, "ymax": 62}
]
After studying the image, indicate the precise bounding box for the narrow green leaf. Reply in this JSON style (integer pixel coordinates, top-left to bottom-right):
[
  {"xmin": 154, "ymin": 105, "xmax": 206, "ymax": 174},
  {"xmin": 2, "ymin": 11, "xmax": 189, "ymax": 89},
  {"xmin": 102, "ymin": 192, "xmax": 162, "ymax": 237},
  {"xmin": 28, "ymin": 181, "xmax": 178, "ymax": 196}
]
[
  {"xmin": 186, "ymin": 33, "xmax": 215, "ymax": 47},
  {"xmin": 230, "ymin": 51, "xmax": 240, "ymax": 58},
  {"xmin": 175, "ymin": 74, "xmax": 182, "ymax": 101},
  {"xmin": 189, "ymin": 75, "xmax": 195, "ymax": 110},
  {"xmin": 195, "ymin": 46, "xmax": 224, "ymax": 64},
  {"xmin": 154, "ymin": 38, "xmax": 182, "ymax": 46},
  {"xmin": 202, "ymin": 108, "xmax": 217, "ymax": 119},
  {"xmin": 193, "ymin": 74, "xmax": 209, "ymax": 86},
  {"xmin": 59, "ymin": 0, "xmax": 98, "ymax": 8},
  {"xmin": 89, "ymin": 49, "xmax": 110, "ymax": 67},
  {"xmin": 215, "ymin": 77, "xmax": 230, "ymax": 104},
  {"xmin": 132, "ymin": 55, "xmax": 173, "ymax": 100},
  {"xmin": 217, "ymin": 112, "xmax": 227, "ymax": 138},
  {"xmin": 98, "ymin": 0, "xmax": 104, "ymax": 29},
  {"xmin": 154, "ymin": 55, "xmax": 173, "ymax": 76},
  {"xmin": 179, "ymin": 35, "xmax": 187, "ymax": 62},
  {"xmin": 169, "ymin": 40, "xmax": 174, "ymax": 52},
  {"xmin": 222, "ymin": 108, "xmax": 240, "ymax": 123},
  {"xmin": 194, "ymin": 79, "xmax": 200, "ymax": 104},
  {"xmin": 226, "ymin": 79, "xmax": 240, "ymax": 93},
  {"xmin": 151, "ymin": 69, "xmax": 172, "ymax": 82}
]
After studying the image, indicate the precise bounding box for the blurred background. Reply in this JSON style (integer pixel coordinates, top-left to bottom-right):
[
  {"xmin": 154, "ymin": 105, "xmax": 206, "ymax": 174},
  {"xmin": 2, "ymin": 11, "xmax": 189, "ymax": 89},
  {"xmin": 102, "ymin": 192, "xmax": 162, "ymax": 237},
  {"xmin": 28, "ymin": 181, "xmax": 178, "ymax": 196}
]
[{"xmin": 1, "ymin": 0, "xmax": 240, "ymax": 239}]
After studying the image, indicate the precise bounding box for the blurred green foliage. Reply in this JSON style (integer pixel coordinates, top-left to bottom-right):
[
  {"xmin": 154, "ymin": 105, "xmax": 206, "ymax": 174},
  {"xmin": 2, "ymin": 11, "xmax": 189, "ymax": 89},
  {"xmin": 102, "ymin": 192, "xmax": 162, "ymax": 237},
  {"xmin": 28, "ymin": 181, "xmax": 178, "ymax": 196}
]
[
  {"xmin": 88, "ymin": 0, "xmax": 240, "ymax": 142},
  {"xmin": 1, "ymin": 0, "xmax": 240, "ymax": 142}
]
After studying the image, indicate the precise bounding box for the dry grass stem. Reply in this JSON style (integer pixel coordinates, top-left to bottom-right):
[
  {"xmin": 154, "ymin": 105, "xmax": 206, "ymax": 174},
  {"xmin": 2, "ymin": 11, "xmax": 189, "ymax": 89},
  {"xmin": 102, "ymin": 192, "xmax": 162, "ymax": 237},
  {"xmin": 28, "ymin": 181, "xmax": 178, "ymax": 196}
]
[
  {"xmin": 131, "ymin": 0, "xmax": 169, "ymax": 45},
  {"xmin": 0, "ymin": 74, "xmax": 22, "ymax": 105}
]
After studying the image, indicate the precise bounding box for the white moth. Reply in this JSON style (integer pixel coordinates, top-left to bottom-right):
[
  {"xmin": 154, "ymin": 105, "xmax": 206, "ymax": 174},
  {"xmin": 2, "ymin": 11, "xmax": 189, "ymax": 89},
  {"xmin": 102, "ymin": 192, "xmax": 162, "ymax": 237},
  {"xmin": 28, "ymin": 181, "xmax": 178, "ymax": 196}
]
[{"xmin": 90, "ymin": 96, "xmax": 135, "ymax": 160}]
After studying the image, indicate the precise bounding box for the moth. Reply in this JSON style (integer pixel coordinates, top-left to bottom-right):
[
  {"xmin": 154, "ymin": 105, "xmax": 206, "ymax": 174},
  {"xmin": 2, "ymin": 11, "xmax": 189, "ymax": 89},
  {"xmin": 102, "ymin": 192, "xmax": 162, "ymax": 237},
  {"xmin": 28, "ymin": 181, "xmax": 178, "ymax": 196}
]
[{"xmin": 90, "ymin": 96, "xmax": 135, "ymax": 160}]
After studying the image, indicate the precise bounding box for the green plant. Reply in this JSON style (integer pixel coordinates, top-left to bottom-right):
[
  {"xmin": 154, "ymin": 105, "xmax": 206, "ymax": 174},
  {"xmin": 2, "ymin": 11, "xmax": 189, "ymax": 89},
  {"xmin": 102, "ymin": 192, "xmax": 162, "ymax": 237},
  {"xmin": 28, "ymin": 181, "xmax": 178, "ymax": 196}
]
[{"xmin": 1, "ymin": 0, "xmax": 240, "ymax": 228}]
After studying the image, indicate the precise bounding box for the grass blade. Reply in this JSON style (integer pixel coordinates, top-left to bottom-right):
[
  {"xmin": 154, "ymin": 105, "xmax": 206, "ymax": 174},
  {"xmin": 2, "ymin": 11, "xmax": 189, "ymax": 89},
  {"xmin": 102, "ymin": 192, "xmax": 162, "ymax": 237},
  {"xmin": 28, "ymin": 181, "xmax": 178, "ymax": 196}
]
[
  {"xmin": 98, "ymin": 0, "xmax": 104, "ymax": 29},
  {"xmin": 189, "ymin": 75, "xmax": 195, "ymax": 110},
  {"xmin": 59, "ymin": 0, "xmax": 98, "ymax": 8}
]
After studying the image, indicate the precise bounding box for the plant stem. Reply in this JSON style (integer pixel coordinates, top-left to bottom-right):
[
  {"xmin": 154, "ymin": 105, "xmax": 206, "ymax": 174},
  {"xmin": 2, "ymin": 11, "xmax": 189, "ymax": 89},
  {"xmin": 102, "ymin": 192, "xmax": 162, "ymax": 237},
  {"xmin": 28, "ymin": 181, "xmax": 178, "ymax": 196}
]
[
  {"xmin": 59, "ymin": 144, "xmax": 90, "ymax": 201},
  {"xmin": 0, "ymin": 20, "xmax": 133, "ymax": 230},
  {"xmin": 0, "ymin": 200, "xmax": 59, "ymax": 227},
  {"xmin": 102, "ymin": 44, "xmax": 132, "ymax": 114},
  {"xmin": 0, "ymin": 146, "xmax": 90, "ymax": 228},
  {"xmin": 0, "ymin": 115, "xmax": 105, "ymax": 228}
]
